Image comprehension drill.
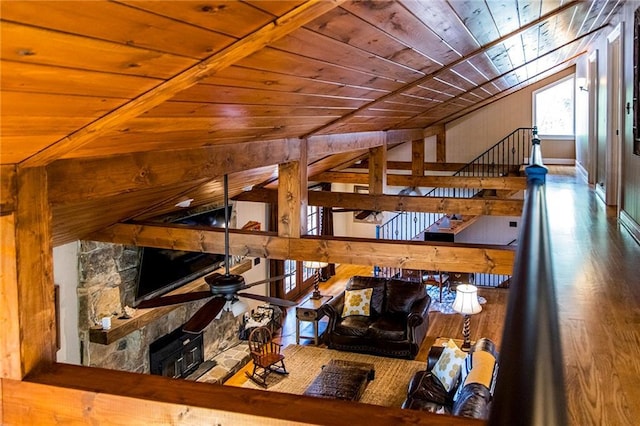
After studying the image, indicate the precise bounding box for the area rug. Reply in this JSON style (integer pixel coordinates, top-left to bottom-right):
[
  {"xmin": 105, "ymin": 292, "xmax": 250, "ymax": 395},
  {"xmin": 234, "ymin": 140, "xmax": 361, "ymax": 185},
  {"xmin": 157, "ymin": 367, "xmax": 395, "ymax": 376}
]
[
  {"xmin": 241, "ymin": 345, "xmax": 426, "ymax": 407},
  {"xmin": 426, "ymin": 285, "xmax": 486, "ymax": 314}
]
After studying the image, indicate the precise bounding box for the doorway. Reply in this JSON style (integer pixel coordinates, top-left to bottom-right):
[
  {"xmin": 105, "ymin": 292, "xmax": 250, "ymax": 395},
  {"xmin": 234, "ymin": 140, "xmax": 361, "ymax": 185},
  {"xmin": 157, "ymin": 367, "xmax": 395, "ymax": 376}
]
[{"xmin": 605, "ymin": 23, "xmax": 623, "ymax": 207}]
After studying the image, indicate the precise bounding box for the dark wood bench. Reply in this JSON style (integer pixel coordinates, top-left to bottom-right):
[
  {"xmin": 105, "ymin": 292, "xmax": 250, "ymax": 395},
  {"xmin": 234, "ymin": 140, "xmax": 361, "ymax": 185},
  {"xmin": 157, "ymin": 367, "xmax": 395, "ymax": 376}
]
[{"xmin": 303, "ymin": 359, "xmax": 375, "ymax": 402}]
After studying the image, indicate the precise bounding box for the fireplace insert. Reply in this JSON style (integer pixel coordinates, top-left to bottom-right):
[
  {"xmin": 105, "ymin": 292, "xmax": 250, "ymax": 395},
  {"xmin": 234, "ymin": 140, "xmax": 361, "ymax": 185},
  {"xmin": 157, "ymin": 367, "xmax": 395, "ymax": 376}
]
[{"xmin": 149, "ymin": 327, "xmax": 204, "ymax": 378}]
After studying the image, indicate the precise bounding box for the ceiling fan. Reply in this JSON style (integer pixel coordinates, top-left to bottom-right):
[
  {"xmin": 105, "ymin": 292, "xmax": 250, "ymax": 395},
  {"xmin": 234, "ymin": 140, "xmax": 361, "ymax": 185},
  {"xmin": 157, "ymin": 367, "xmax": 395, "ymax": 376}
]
[{"xmin": 136, "ymin": 174, "xmax": 297, "ymax": 334}]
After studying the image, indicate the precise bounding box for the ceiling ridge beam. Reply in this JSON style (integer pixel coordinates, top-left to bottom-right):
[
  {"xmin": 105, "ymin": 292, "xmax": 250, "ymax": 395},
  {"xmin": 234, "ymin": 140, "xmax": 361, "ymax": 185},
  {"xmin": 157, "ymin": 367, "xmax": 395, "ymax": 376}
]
[
  {"xmin": 20, "ymin": 0, "xmax": 347, "ymax": 168},
  {"xmin": 301, "ymin": 0, "xmax": 581, "ymax": 137}
]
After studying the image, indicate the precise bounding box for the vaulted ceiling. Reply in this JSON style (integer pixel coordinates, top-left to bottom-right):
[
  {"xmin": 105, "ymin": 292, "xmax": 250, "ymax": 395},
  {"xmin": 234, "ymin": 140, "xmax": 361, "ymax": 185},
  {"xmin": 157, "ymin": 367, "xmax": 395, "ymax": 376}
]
[{"xmin": 0, "ymin": 0, "xmax": 622, "ymax": 245}]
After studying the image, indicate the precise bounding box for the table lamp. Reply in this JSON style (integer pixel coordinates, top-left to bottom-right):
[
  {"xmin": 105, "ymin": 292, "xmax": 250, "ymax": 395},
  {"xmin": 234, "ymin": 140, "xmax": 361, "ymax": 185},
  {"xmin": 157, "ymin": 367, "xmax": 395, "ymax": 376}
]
[
  {"xmin": 303, "ymin": 261, "xmax": 329, "ymax": 299},
  {"xmin": 452, "ymin": 284, "xmax": 482, "ymax": 351}
]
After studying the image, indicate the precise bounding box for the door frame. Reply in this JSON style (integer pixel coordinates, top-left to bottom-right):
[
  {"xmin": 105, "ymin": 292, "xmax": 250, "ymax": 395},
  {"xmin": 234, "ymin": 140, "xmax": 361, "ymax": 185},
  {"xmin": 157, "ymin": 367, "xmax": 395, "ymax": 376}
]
[
  {"xmin": 587, "ymin": 50, "xmax": 598, "ymax": 185},
  {"xmin": 606, "ymin": 23, "xmax": 624, "ymax": 208}
]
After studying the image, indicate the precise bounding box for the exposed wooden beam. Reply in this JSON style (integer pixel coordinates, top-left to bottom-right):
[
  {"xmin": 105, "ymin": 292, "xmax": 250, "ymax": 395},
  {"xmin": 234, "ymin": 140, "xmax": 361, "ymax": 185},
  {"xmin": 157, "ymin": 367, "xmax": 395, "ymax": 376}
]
[
  {"xmin": 307, "ymin": 131, "xmax": 385, "ymax": 157},
  {"xmin": 310, "ymin": 191, "xmax": 522, "ymax": 216},
  {"xmin": 47, "ymin": 139, "xmax": 300, "ymax": 205},
  {"xmin": 310, "ymin": 172, "xmax": 527, "ymax": 190},
  {"xmin": 20, "ymin": 0, "xmax": 347, "ymax": 167},
  {"xmin": 368, "ymin": 141, "xmax": 387, "ymax": 195},
  {"xmin": 1, "ymin": 167, "xmax": 56, "ymax": 379},
  {"xmin": 89, "ymin": 223, "xmax": 515, "ymax": 274},
  {"xmin": 411, "ymin": 139, "xmax": 425, "ymax": 177},
  {"xmin": 351, "ymin": 161, "xmax": 466, "ymax": 172},
  {"xmin": 236, "ymin": 188, "xmax": 522, "ymax": 216},
  {"xmin": 278, "ymin": 140, "xmax": 308, "ymax": 238},
  {"xmin": 8, "ymin": 364, "xmax": 478, "ymax": 426},
  {"xmin": 0, "ymin": 165, "xmax": 17, "ymax": 214}
]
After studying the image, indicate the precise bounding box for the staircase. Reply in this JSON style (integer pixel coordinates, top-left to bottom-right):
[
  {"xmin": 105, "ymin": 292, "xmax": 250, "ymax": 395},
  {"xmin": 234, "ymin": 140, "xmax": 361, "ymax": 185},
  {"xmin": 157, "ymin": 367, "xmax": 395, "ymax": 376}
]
[{"xmin": 375, "ymin": 127, "xmax": 536, "ymax": 286}]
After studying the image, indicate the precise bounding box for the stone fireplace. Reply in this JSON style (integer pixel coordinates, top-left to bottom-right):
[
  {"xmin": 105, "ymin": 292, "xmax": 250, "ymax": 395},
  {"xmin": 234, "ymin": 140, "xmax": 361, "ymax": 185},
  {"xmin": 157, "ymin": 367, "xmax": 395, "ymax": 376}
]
[{"xmin": 77, "ymin": 241, "xmax": 247, "ymax": 379}]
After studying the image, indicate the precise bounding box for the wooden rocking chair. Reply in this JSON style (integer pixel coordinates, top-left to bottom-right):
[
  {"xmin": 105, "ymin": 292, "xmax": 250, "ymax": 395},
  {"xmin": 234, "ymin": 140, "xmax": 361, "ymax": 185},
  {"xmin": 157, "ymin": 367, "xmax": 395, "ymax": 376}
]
[{"xmin": 245, "ymin": 326, "xmax": 288, "ymax": 387}]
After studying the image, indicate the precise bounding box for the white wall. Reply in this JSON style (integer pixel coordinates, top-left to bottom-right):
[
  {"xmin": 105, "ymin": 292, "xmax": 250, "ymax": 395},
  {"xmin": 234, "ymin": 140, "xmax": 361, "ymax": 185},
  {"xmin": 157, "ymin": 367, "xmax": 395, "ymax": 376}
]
[
  {"xmin": 234, "ymin": 200, "xmax": 269, "ymax": 313},
  {"xmin": 456, "ymin": 216, "xmax": 520, "ymax": 245},
  {"xmin": 446, "ymin": 67, "xmax": 576, "ymax": 164},
  {"xmin": 53, "ymin": 241, "xmax": 81, "ymax": 365}
]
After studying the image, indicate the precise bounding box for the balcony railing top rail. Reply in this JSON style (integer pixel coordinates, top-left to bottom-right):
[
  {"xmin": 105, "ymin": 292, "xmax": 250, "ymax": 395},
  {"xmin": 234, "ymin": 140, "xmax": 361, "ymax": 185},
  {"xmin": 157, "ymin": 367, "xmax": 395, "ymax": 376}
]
[{"xmin": 489, "ymin": 136, "xmax": 568, "ymax": 425}]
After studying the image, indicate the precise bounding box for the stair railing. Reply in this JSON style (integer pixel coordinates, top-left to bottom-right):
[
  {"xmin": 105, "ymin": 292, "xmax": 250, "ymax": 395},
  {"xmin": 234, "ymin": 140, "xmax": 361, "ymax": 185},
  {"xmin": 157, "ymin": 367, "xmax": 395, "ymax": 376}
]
[
  {"xmin": 375, "ymin": 127, "xmax": 535, "ymax": 281},
  {"xmin": 377, "ymin": 127, "xmax": 536, "ymax": 242}
]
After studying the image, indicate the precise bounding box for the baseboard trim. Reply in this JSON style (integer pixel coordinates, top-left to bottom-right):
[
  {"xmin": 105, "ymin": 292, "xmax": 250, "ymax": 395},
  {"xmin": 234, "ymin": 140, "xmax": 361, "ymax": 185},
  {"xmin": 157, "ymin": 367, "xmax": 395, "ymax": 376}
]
[
  {"xmin": 543, "ymin": 158, "xmax": 576, "ymax": 165},
  {"xmin": 575, "ymin": 161, "xmax": 589, "ymax": 183},
  {"xmin": 619, "ymin": 210, "xmax": 640, "ymax": 246}
]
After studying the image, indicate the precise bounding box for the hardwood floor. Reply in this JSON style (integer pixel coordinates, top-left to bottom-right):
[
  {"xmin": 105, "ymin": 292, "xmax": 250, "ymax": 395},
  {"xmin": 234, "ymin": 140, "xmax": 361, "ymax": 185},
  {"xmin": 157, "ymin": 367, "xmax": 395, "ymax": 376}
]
[{"xmin": 227, "ymin": 166, "xmax": 640, "ymax": 426}]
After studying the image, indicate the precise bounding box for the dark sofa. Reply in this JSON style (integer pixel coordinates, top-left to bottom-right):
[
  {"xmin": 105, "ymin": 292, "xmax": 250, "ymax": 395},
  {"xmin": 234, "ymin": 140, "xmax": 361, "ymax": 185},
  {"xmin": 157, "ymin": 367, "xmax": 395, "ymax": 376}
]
[
  {"xmin": 323, "ymin": 276, "xmax": 431, "ymax": 359},
  {"xmin": 402, "ymin": 338, "xmax": 499, "ymax": 420}
]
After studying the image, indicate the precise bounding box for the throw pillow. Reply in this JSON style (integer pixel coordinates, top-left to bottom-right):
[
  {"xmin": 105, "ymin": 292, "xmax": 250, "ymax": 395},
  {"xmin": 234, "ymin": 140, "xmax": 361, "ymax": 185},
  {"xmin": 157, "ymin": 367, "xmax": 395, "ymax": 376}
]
[
  {"xmin": 453, "ymin": 353, "xmax": 473, "ymax": 402},
  {"xmin": 463, "ymin": 350, "xmax": 496, "ymax": 389},
  {"xmin": 342, "ymin": 288, "xmax": 373, "ymax": 317},
  {"xmin": 432, "ymin": 339, "xmax": 467, "ymax": 392}
]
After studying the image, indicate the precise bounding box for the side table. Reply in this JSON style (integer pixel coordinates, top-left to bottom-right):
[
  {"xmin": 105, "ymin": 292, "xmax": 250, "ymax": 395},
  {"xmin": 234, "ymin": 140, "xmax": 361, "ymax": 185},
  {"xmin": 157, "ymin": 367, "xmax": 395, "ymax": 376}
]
[{"xmin": 296, "ymin": 295, "xmax": 333, "ymax": 345}]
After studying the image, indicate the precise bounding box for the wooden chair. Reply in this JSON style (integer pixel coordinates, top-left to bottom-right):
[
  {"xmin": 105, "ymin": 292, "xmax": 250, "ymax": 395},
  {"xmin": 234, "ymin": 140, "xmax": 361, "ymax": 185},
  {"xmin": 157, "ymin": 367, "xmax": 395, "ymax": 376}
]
[{"xmin": 245, "ymin": 326, "xmax": 288, "ymax": 387}]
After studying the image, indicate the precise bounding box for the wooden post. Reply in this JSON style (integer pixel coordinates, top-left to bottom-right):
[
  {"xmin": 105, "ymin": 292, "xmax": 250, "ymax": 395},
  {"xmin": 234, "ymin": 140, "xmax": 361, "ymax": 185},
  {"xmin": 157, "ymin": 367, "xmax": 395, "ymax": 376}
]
[
  {"xmin": 1, "ymin": 166, "xmax": 56, "ymax": 379},
  {"xmin": 411, "ymin": 138, "xmax": 425, "ymax": 177},
  {"xmin": 435, "ymin": 125, "xmax": 446, "ymax": 163},
  {"xmin": 277, "ymin": 139, "xmax": 308, "ymax": 238},
  {"xmin": 368, "ymin": 139, "xmax": 387, "ymax": 195}
]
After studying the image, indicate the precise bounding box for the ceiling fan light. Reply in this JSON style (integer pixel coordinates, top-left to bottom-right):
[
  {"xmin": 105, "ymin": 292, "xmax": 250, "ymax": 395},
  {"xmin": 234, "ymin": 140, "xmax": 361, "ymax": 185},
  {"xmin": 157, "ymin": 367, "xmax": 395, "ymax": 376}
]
[{"xmin": 231, "ymin": 299, "xmax": 249, "ymax": 317}]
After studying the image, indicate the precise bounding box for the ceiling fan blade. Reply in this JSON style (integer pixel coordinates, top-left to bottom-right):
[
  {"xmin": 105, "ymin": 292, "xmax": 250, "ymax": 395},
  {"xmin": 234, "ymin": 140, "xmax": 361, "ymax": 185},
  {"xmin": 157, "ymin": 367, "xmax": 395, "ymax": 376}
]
[
  {"xmin": 237, "ymin": 293, "xmax": 298, "ymax": 307},
  {"xmin": 355, "ymin": 210, "xmax": 375, "ymax": 220},
  {"xmin": 240, "ymin": 274, "xmax": 290, "ymax": 290},
  {"xmin": 182, "ymin": 297, "xmax": 227, "ymax": 334},
  {"xmin": 135, "ymin": 291, "xmax": 213, "ymax": 309}
]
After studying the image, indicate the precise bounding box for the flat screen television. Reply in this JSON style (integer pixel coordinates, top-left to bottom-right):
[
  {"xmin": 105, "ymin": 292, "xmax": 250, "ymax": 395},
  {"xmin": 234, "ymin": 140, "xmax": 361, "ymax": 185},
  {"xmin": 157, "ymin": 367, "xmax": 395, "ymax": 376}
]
[{"xmin": 133, "ymin": 207, "xmax": 230, "ymax": 305}]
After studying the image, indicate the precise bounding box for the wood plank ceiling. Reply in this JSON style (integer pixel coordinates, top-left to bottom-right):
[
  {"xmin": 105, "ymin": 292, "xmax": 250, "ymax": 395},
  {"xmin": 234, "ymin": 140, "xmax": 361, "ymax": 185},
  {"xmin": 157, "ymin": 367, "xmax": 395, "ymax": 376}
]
[{"xmin": 0, "ymin": 0, "xmax": 622, "ymax": 245}]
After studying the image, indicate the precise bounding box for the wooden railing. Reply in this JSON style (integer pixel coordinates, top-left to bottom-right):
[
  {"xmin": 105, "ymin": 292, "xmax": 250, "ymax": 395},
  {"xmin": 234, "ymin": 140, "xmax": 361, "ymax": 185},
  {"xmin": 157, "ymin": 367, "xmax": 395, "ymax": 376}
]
[{"xmin": 489, "ymin": 137, "xmax": 568, "ymax": 425}]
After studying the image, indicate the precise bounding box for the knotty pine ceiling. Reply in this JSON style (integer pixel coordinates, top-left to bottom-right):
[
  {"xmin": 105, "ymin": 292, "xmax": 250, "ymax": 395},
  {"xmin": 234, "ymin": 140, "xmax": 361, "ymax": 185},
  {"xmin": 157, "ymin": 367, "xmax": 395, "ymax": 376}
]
[{"xmin": 1, "ymin": 0, "xmax": 622, "ymax": 245}]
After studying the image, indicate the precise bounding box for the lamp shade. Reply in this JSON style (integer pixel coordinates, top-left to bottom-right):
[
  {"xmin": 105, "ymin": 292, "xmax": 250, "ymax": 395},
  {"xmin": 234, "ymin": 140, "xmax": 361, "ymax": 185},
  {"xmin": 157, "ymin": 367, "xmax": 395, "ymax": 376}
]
[
  {"xmin": 452, "ymin": 284, "xmax": 482, "ymax": 315},
  {"xmin": 302, "ymin": 261, "xmax": 329, "ymax": 270}
]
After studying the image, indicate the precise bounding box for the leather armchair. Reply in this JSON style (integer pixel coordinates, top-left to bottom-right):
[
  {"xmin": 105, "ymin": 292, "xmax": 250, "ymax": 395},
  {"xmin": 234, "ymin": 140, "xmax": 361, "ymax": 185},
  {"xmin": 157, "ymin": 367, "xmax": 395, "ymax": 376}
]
[{"xmin": 323, "ymin": 276, "xmax": 431, "ymax": 359}]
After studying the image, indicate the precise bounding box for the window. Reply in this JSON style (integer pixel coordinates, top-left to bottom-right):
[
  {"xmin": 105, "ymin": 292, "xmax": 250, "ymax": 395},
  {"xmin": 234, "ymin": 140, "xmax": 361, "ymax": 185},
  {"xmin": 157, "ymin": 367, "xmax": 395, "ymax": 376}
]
[
  {"xmin": 533, "ymin": 75, "xmax": 575, "ymax": 138},
  {"xmin": 283, "ymin": 201, "xmax": 321, "ymax": 294}
]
